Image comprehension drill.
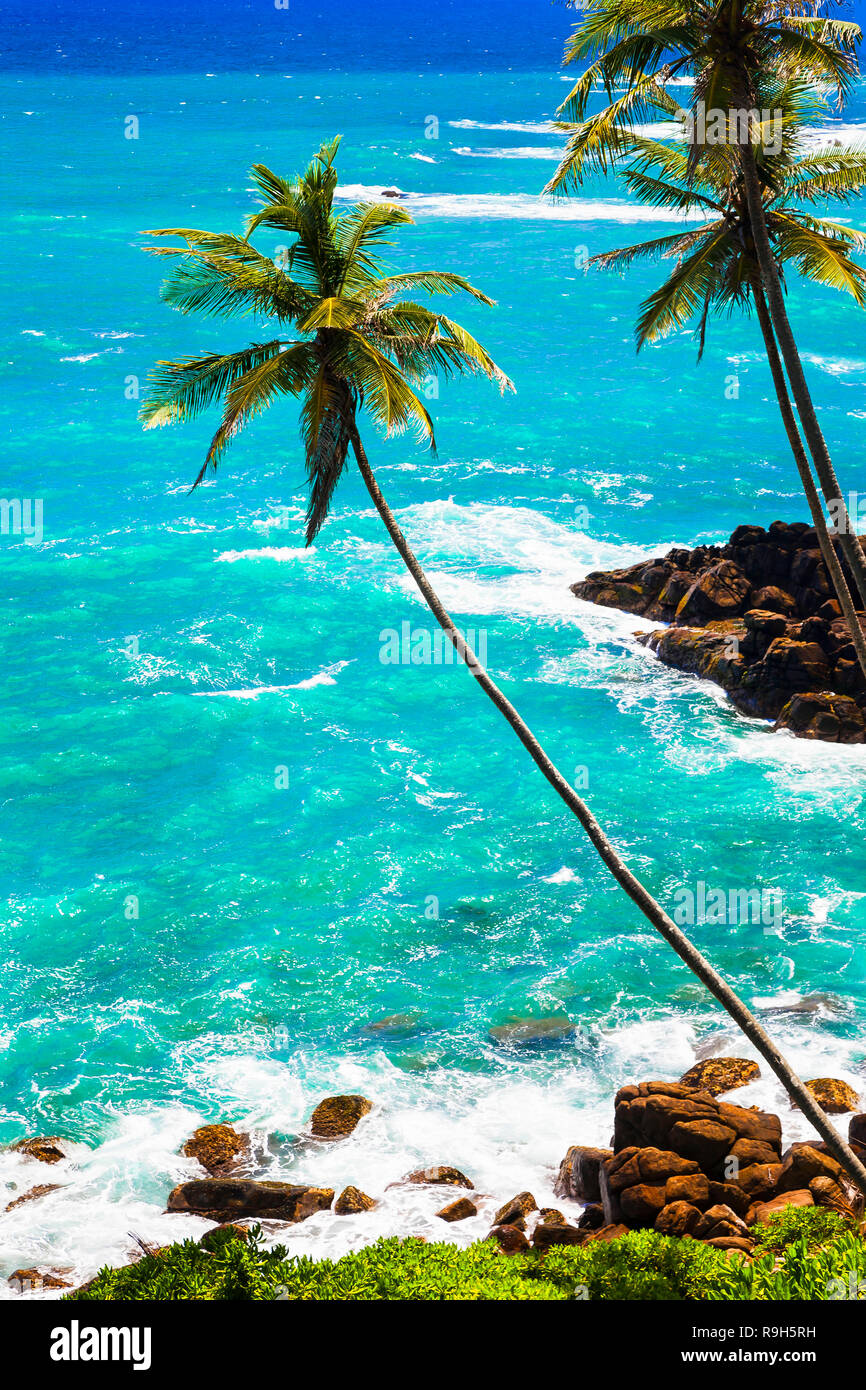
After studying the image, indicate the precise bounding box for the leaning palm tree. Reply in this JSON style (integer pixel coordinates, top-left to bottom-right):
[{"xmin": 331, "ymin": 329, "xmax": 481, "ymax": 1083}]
[
  {"xmin": 546, "ymin": 0, "xmax": 866, "ymax": 609},
  {"xmin": 584, "ymin": 97, "xmax": 866, "ymax": 682},
  {"xmin": 140, "ymin": 137, "xmax": 866, "ymax": 1194}
]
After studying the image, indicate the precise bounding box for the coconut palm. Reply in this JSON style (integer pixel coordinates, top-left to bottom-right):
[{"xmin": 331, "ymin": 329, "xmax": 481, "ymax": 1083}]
[
  {"xmin": 584, "ymin": 97, "xmax": 866, "ymax": 681},
  {"xmin": 140, "ymin": 137, "xmax": 866, "ymax": 1194},
  {"xmin": 546, "ymin": 0, "xmax": 866, "ymax": 608}
]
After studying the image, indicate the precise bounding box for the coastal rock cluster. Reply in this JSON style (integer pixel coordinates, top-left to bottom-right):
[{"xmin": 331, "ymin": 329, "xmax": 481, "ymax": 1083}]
[
  {"xmin": 571, "ymin": 521, "xmax": 866, "ymax": 742},
  {"xmin": 5, "ymin": 1072, "xmax": 866, "ymax": 1289}
]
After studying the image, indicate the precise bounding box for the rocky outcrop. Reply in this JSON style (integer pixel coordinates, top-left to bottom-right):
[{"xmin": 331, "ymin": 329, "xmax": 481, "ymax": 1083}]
[
  {"xmin": 8, "ymin": 1267, "xmax": 72, "ymax": 1292},
  {"xmin": 4, "ymin": 1183, "xmax": 63, "ymax": 1213},
  {"xmin": 493, "ymin": 1191, "xmax": 537, "ymax": 1226},
  {"xmin": 679, "ymin": 1058, "xmax": 760, "ymax": 1098},
  {"xmin": 310, "ymin": 1095, "xmax": 373, "ymax": 1139},
  {"xmin": 166, "ymin": 1179, "xmax": 333, "ymax": 1222},
  {"xmin": 571, "ymin": 522, "xmax": 866, "ymax": 742},
  {"xmin": 488, "ymin": 1224, "xmax": 530, "ymax": 1254},
  {"xmin": 182, "ymin": 1125, "xmax": 250, "ymax": 1176},
  {"xmin": 10, "ymin": 1136, "xmax": 72, "ymax": 1165},
  {"xmin": 334, "ymin": 1186, "xmax": 376, "ymax": 1215},
  {"xmin": 554, "ymin": 1145, "xmax": 613, "ymax": 1203}
]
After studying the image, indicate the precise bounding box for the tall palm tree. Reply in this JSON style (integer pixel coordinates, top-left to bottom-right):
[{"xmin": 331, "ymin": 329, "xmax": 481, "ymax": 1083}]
[
  {"xmin": 583, "ymin": 101, "xmax": 866, "ymax": 681},
  {"xmin": 140, "ymin": 137, "xmax": 866, "ymax": 1194},
  {"xmin": 545, "ymin": 0, "xmax": 866, "ymax": 610}
]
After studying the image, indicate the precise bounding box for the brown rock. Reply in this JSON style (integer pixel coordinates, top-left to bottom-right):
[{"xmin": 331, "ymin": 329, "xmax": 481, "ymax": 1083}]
[
  {"xmin": 619, "ymin": 1183, "xmax": 667, "ymax": 1227},
  {"xmin": 694, "ymin": 1203, "xmax": 749, "ymax": 1240},
  {"xmin": 707, "ymin": 1180, "xmax": 750, "ymax": 1217},
  {"xmin": 577, "ymin": 1203, "xmax": 605, "ymax": 1230},
  {"xmin": 8, "ymin": 1268, "xmax": 72, "ymax": 1292},
  {"xmin": 801, "ymin": 1078, "xmax": 861, "ymax": 1115},
  {"xmin": 310, "ymin": 1095, "xmax": 373, "ymax": 1139},
  {"xmin": 4, "ymin": 1183, "xmax": 63, "ymax": 1213},
  {"xmin": 334, "ymin": 1185, "xmax": 376, "ymax": 1215},
  {"xmin": 403, "ymin": 1165, "xmax": 474, "ymax": 1189},
  {"xmin": 850, "ymin": 1114, "xmax": 866, "ymax": 1147},
  {"xmin": 436, "ymin": 1196, "xmax": 477, "ymax": 1223},
  {"xmin": 777, "ymin": 1144, "xmax": 844, "ymax": 1193},
  {"xmin": 668, "ymin": 1119, "xmax": 738, "ymax": 1168},
  {"xmin": 655, "ymin": 1200, "xmax": 703, "ymax": 1237},
  {"xmin": 736, "ymin": 1163, "xmax": 783, "ymax": 1202},
  {"xmin": 775, "ymin": 694, "xmax": 866, "ymax": 744},
  {"xmin": 665, "ymin": 1173, "xmax": 710, "ymax": 1208},
  {"xmin": 730, "ymin": 1138, "xmax": 782, "ymax": 1168},
  {"xmin": 751, "ymin": 587, "xmax": 797, "ymax": 616},
  {"xmin": 810, "ymin": 1175, "xmax": 856, "ymax": 1219},
  {"xmin": 583, "ymin": 1222, "xmax": 629, "ymax": 1244},
  {"xmin": 182, "ymin": 1125, "xmax": 250, "ymax": 1176},
  {"xmin": 751, "ymin": 1189, "xmax": 814, "ymax": 1224},
  {"xmin": 538, "ymin": 1207, "xmax": 566, "ymax": 1225},
  {"xmin": 10, "ymin": 1136, "xmax": 70, "ymax": 1165},
  {"xmin": 166, "ymin": 1179, "xmax": 333, "ymax": 1222},
  {"xmin": 488, "ymin": 1224, "xmax": 530, "ymax": 1254},
  {"xmin": 532, "ymin": 1220, "xmax": 586, "ymax": 1249},
  {"xmin": 493, "ymin": 1191, "xmax": 537, "ymax": 1226},
  {"xmin": 553, "ymin": 1145, "xmax": 613, "ymax": 1203},
  {"xmin": 680, "ymin": 1057, "xmax": 760, "ymax": 1097}
]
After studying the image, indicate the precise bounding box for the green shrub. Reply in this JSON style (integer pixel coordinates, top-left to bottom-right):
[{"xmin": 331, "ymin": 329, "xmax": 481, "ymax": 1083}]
[{"xmin": 68, "ymin": 1208, "xmax": 865, "ymax": 1302}]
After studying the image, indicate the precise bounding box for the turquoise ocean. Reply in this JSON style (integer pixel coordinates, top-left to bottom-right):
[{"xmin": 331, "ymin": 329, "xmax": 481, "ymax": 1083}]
[{"xmin": 1, "ymin": 1, "xmax": 866, "ymax": 1287}]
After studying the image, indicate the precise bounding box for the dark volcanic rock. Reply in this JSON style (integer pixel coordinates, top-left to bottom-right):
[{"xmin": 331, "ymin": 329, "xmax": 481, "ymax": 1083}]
[
  {"xmin": 571, "ymin": 522, "xmax": 866, "ymax": 742},
  {"xmin": 166, "ymin": 1179, "xmax": 334, "ymax": 1222}
]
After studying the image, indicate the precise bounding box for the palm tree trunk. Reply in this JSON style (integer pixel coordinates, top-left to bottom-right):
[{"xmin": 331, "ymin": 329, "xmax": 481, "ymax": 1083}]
[
  {"xmin": 738, "ymin": 138, "xmax": 866, "ymax": 612},
  {"xmin": 751, "ymin": 275, "xmax": 866, "ymax": 684},
  {"xmin": 346, "ymin": 420, "xmax": 866, "ymax": 1196}
]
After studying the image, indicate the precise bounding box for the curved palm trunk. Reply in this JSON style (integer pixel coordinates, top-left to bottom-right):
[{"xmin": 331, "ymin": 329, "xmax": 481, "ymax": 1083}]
[
  {"xmin": 751, "ymin": 277, "xmax": 866, "ymax": 683},
  {"xmin": 347, "ymin": 420, "xmax": 866, "ymax": 1196},
  {"xmin": 738, "ymin": 139, "xmax": 866, "ymax": 611}
]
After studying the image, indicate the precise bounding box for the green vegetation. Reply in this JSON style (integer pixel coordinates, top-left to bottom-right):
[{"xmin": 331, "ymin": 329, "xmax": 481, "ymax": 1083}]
[{"xmin": 70, "ymin": 1210, "xmax": 865, "ymax": 1302}]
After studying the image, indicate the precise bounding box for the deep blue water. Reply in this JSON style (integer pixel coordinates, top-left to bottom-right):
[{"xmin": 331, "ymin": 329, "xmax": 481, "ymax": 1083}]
[{"xmin": 1, "ymin": 2, "xmax": 866, "ymax": 1286}]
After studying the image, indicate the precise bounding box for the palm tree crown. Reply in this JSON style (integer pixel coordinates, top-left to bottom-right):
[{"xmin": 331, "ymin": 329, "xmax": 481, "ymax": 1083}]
[
  {"xmin": 589, "ymin": 85, "xmax": 866, "ymax": 350},
  {"xmin": 546, "ymin": 0, "xmax": 860, "ymax": 192},
  {"xmin": 141, "ymin": 136, "xmax": 512, "ymax": 542}
]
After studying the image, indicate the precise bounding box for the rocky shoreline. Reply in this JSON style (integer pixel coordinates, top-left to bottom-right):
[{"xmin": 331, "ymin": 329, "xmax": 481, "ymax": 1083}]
[
  {"xmin": 5, "ymin": 1064, "xmax": 865, "ymax": 1292},
  {"xmin": 572, "ymin": 521, "xmax": 866, "ymax": 743}
]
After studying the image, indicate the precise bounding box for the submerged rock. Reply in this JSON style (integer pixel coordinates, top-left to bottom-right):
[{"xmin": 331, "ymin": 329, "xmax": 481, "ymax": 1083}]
[
  {"xmin": 309, "ymin": 1095, "xmax": 373, "ymax": 1139},
  {"xmin": 402, "ymin": 1165, "xmax": 474, "ymax": 1189},
  {"xmin": 488, "ymin": 1015, "xmax": 575, "ymax": 1048}
]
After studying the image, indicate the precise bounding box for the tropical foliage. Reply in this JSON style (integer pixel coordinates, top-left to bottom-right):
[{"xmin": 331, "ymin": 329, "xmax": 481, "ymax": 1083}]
[{"xmin": 70, "ymin": 1209, "xmax": 863, "ymax": 1301}]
